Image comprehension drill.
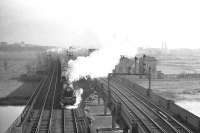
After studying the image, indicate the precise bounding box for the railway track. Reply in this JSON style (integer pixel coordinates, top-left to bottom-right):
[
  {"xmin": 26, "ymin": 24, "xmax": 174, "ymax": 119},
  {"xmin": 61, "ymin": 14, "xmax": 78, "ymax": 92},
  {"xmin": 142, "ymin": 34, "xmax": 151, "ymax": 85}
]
[
  {"xmin": 30, "ymin": 62, "xmax": 58, "ymax": 133},
  {"xmin": 5, "ymin": 71, "xmax": 50, "ymax": 133},
  {"xmin": 73, "ymin": 108, "xmax": 89, "ymax": 133},
  {"xmin": 99, "ymin": 78, "xmax": 193, "ymax": 133},
  {"xmin": 7, "ymin": 60, "xmax": 86, "ymax": 133},
  {"xmin": 112, "ymin": 78, "xmax": 194, "ymax": 133},
  {"xmin": 63, "ymin": 109, "xmax": 77, "ymax": 133},
  {"xmin": 18, "ymin": 69, "xmax": 54, "ymax": 133},
  {"xmin": 100, "ymin": 79, "xmax": 161, "ymax": 133},
  {"xmin": 20, "ymin": 78, "xmax": 46, "ymax": 125},
  {"xmin": 11, "ymin": 61, "xmax": 60, "ymax": 133}
]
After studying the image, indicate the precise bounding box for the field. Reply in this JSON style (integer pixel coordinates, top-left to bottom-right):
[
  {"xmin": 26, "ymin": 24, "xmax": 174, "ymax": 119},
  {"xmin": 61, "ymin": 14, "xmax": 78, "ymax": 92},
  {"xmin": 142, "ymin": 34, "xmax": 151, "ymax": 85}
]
[
  {"xmin": 124, "ymin": 77, "xmax": 200, "ymax": 101},
  {"xmin": 156, "ymin": 52, "xmax": 200, "ymax": 74},
  {"xmin": 136, "ymin": 50, "xmax": 200, "ymax": 100},
  {"xmin": 0, "ymin": 51, "xmax": 41, "ymax": 98}
]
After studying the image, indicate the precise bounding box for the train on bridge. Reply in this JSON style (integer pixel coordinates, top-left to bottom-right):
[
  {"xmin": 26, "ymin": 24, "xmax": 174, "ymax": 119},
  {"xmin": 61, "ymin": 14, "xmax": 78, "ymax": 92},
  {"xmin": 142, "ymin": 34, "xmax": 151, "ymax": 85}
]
[
  {"xmin": 60, "ymin": 75, "xmax": 76, "ymax": 107},
  {"xmin": 60, "ymin": 57, "xmax": 76, "ymax": 107}
]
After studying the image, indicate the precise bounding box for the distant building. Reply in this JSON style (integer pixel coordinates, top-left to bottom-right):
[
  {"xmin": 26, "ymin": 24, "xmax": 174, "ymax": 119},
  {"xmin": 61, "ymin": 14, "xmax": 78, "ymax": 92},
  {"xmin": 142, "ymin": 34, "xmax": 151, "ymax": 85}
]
[
  {"xmin": 114, "ymin": 55, "xmax": 159, "ymax": 78},
  {"xmin": 114, "ymin": 56, "xmax": 134, "ymax": 73},
  {"xmin": 142, "ymin": 55, "xmax": 157, "ymax": 73},
  {"xmin": 137, "ymin": 46, "xmax": 169, "ymax": 56}
]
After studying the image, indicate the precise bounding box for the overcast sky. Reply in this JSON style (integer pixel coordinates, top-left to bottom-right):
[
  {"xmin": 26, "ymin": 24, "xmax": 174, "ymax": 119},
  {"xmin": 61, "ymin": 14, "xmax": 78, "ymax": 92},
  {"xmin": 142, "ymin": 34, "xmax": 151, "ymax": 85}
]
[{"xmin": 0, "ymin": 0, "xmax": 200, "ymax": 49}]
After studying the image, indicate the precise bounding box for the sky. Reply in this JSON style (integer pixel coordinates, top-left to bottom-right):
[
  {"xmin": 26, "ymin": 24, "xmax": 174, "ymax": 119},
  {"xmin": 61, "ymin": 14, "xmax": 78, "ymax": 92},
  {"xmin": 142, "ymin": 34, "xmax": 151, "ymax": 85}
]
[{"xmin": 0, "ymin": 0, "xmax": 200, "ymax": 49}]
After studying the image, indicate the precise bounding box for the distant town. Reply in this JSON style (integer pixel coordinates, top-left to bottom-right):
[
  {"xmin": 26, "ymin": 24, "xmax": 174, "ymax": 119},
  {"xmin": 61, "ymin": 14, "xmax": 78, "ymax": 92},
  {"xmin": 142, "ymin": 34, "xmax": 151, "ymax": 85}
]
[{"xmin": 0, "ymin": 41, "xmax": 51, "ymax": 52}]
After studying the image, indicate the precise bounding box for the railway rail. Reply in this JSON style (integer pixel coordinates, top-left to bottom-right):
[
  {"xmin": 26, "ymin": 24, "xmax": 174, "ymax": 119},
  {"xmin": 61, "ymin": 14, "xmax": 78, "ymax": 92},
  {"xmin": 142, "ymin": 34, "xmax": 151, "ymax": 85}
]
[
  {"xmin": 6, "ymin": 59, "xmax": 88, "ymax": 133},
  {"xmin": 30, "ymin": 62, "xmax": 58, "ymax": 133},
  {"xmin": 73, "ymin": 108, "xmax": 90, "ymax": 133},
  {"xmin": 63, "ymin": 109, "xmax": 77, "ymax": 133},
  {"xmin": 25, "ymin": 60, "xmax": 79, "ymax": 133},
  {"xmin": 5, "ymin": 75, "xmax": 49, "ymax": 133},
  {"xmin": 100, "ymin": 79, "xmax": 160, "ymax": 133},
  {"xmin": 98, "ymin": 78, "xmax": 193, "ymax": 133},
  {"xmin": 112, "ymin": 77, "xmax": 193, "ymax": 133},
  {"xmin": 6, "ymin": 61, "xmax": 63, "ymax": 133}
]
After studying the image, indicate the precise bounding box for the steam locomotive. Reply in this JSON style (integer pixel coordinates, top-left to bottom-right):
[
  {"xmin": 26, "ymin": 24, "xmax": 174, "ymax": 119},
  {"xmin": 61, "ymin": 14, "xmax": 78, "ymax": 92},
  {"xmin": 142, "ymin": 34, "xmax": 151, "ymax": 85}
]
[{"xmin": 60, "ymin": 75, "xmax": 76, "ymax": 107}]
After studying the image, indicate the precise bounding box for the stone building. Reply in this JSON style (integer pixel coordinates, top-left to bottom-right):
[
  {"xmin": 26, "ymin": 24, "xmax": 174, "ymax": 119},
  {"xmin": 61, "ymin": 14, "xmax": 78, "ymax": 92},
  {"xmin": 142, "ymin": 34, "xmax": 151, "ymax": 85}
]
[
  {"xmin": 114, "ymin": 55, "xmax": 158, "ymax": 78},
  {"xmin": 114, "ymin": 56, "xmax": 134, "ymax": 73}
]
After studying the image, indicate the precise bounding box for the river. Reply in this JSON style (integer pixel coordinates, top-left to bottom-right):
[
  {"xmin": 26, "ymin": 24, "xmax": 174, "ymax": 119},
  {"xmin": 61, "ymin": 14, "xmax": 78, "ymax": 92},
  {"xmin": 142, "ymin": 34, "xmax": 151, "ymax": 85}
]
[
  {"xmin": 0, "ymin": 106, "xmax": 24, "ymax": 133},
  {"xmin": 176, "ymin": 100, "xmax": 200, "ymax": 117}
]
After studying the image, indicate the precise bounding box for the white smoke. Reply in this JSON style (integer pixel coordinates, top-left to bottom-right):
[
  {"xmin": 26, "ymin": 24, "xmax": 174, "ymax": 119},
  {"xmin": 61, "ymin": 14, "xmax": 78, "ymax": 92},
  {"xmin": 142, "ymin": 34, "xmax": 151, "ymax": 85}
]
[
  {"xmin": 66, "ymin": 88, "xmax": 83, "ymax": 109},
  {"xmin": 68, "ymin": 36, "xmax": 137, "ymax": 82}
]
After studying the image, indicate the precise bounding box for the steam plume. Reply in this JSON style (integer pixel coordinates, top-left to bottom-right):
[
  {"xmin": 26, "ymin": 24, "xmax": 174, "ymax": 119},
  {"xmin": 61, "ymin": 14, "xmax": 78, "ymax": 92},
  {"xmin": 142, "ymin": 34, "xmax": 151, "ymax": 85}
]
[
  {"xmin": 66, "ymin": 88, "xmax": 83, "ymax": 109},
  {"xmin": 68, "ymin": 37, "xmax": 137, "ymax": 82}
]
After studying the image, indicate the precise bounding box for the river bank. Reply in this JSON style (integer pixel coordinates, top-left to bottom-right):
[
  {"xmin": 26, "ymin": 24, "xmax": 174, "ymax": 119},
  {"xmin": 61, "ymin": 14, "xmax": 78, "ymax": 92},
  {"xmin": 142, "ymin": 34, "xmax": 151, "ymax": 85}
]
[{"xmin": 0, "ymin": 81, "xmax": 38, "ymax": 105}]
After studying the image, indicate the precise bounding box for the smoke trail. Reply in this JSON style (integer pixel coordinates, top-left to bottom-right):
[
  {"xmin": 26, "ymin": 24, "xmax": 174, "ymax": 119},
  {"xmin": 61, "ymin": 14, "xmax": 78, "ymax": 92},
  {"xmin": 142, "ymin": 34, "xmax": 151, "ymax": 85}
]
[
  {"xmin": 68, "ymin": 37, "xmax": 137, "ymax": 82},
  {"xmin": 64, "ymin": 36, "xmax": 137, "ymax": 109}
]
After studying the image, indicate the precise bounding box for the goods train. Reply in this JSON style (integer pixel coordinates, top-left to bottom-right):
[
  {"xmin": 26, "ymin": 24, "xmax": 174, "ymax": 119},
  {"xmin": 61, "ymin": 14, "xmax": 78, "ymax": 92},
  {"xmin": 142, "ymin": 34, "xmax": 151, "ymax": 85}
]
[{"xmin": 60, "ymin": 75, "xmax": 76, "ymax": 107}]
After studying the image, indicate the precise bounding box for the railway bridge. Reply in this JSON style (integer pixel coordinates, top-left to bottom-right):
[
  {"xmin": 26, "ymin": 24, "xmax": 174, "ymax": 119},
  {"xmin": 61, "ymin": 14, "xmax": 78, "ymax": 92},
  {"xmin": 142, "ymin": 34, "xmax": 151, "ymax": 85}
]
[
  {"xmin": 95, "ymin": 76, "xmax": 200, "ymax": 133},
  {"xmin": 5, "ymin": 60, "xmax": 200, "ymax": 133},
  {"xmin": 5, "ymin": 60, "xmax": 89, "ymax": 133}
]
